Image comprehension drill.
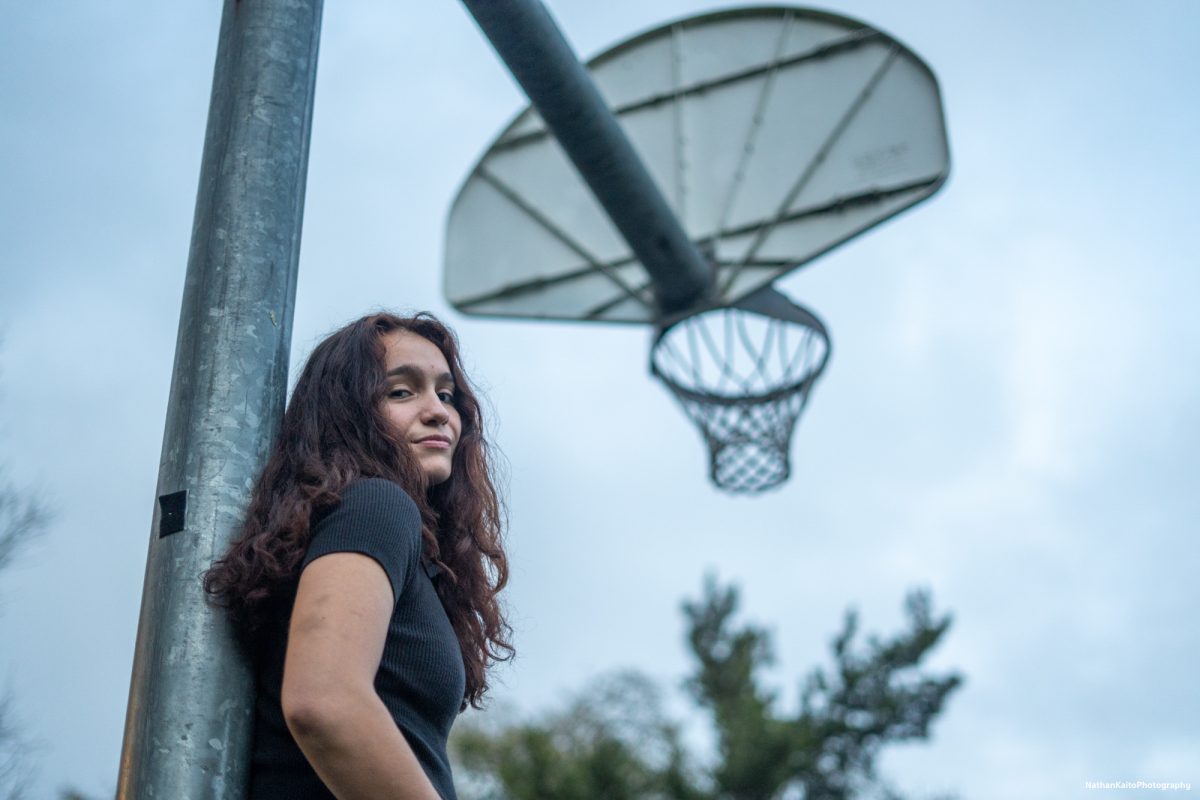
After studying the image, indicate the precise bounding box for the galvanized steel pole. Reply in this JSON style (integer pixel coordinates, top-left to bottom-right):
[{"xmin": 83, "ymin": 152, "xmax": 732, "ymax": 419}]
[
  {"xmin": 461, "ymin": 0, "xmax": 715, "ymax": 316},
  {"xmin": 117, "ymin": 1, "xmax": 322, "ymax": 797}
]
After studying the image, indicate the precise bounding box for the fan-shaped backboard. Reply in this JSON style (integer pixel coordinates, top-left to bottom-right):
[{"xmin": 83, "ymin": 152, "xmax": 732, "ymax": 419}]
[{"xmin": 445, "ymin": 6, "xmax": 950, "ymax": 324}]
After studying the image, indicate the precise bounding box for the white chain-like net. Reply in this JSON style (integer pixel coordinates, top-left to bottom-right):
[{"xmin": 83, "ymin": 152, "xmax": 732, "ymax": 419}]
[{"xmin": 650, "ymin": 304, "xmax": 829, "ymax": 493}]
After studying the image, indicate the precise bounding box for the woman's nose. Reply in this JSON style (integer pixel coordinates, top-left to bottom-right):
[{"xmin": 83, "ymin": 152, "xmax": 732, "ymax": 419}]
[{"xmin": 420, "ymin": 393, "xmax": 449, "ymax": 424}]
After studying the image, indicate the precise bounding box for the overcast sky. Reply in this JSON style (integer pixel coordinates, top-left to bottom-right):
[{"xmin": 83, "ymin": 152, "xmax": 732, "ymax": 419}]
[{"xmin": 1, "ymin": 1, "xmax": 1197, "ymax": 798}]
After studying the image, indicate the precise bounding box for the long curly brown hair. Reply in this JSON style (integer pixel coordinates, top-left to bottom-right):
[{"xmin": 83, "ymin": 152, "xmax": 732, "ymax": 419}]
[{"xmin": 203, "ymin": 311, "xmax": 512, "ymax": 708}]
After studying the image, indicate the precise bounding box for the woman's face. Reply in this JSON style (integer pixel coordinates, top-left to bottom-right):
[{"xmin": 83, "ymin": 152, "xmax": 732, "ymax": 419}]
[{"xmin": 380, "ymin": 330, "xmax": 462, "ymax": 486}]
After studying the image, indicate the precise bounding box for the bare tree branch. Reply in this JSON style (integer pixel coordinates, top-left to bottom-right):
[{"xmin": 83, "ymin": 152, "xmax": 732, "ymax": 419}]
[
  {"xmin": 0, "ymin": 478, "xmax": 47, "ymax": 577},
  {"xmin": 0, "ymin": 476, "xmax": 50, "ymax": 800}
]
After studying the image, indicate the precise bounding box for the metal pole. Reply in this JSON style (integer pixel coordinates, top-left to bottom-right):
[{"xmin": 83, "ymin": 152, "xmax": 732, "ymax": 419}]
[
  {"xmin": 460, "ymin": 0, "xmax": 715, "ymax": 316},
  {"xmin": 117, "ymin": 1, "xmax": 322, "ymax": 797}
]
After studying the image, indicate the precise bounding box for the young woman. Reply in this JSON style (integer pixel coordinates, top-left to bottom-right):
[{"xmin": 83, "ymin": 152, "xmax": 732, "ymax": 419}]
[{"xmin": 204, "ymin": 312, "xmax": 512, "ymax": 799}]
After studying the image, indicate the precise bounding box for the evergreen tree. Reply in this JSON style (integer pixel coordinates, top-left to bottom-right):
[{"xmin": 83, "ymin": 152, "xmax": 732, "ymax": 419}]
[
  {"xmin": 453, "ymin": 577, "xmax": 962, "ymax": 800},
  {"xmin": 685, "ymin": 578, "xmax": 961, "ymax": 799}
]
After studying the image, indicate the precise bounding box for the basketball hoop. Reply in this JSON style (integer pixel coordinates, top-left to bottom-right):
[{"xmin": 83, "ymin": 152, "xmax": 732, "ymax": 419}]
[
  {"xmin": 447, "ymin": 6, "xmax": 949, "ymax": 494},
  {"xmin": 650, "ymin": 287, "xmax": 830, "ymax": 494}
]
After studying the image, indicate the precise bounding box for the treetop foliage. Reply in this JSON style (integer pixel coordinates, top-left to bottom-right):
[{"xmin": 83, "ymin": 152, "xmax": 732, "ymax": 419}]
[{"xmin": 454, "ymin": 576, "xmax": 962, "ymax": 800}]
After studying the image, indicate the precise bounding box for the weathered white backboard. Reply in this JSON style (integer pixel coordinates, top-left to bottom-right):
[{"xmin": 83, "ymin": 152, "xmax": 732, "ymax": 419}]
[{"xmin": 445, "ymin": 6, "xmax": 950, "ymax": 324}]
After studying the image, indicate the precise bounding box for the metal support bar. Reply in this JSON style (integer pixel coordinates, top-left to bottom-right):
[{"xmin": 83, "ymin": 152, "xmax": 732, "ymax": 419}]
[
  {"xmin": 117, "ymin": 0, "xmax": 323, "ymax": 797},
  {"xmin": 461, "ymin": 0, "xmax": 715, "ymax": 315}
]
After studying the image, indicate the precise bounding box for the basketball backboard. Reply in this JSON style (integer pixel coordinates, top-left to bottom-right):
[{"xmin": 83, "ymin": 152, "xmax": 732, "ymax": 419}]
[{"xmin": 445, "ymin": 6, "xmax": 950, "ymax": 324}]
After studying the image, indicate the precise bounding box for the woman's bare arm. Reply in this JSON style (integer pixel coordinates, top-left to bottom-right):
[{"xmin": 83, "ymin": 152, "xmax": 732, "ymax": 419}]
[{"xmin": 281, "ymin": 552, "xmax": 442, "ymax": 800}]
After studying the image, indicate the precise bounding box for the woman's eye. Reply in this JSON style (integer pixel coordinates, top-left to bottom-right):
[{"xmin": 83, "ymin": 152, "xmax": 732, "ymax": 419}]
[
  {"xmin": 389, "ymin": 388, "xmax": 413, "ymax": 399},
  {"xmin": 437, "ymin": 391, "xmax": 455, "ymax": 403}
]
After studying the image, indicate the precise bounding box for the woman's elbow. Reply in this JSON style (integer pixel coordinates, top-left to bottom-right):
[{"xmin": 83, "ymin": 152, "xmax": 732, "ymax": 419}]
[
  {"xmin": 281, "ymin": 683, "xmax": 358, "ymax": 746},
  {"xmin": 282, "ymin": 687, "xmax": 332, "ymax": 742}
]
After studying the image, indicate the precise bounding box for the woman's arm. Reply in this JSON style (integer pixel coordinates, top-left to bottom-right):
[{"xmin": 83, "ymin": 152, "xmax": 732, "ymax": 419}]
[{"xmin": 281, "ymin": 552, "xmax": 442, "ymax": 800}]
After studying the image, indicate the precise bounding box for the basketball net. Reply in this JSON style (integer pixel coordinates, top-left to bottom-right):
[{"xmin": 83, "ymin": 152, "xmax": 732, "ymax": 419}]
[{"xmin": 650, "ymin": 287, "xmax": 830, "ymax": 493}]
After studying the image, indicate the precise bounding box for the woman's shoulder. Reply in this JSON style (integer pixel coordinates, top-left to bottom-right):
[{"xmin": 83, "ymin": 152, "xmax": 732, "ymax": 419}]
[
  {"xmin": 339, "ymin": 477, "xmax": 420, "ymax": 516},
  {"xmin": 318, "ymin": 478, "xmax": 421, "ymax": 538},
  {"xmin": 304, "ymin": 478, "xmax": 424, "ymax": 596},
  {"xmin": 309, "ymin": 479, "xmax": 422, "ymax": 554}
]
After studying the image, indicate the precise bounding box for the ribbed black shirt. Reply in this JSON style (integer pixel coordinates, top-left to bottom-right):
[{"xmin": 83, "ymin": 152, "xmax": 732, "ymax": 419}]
[{"xmin": 250, "ymin": 479, "xmax": 466, "ymax": 799}]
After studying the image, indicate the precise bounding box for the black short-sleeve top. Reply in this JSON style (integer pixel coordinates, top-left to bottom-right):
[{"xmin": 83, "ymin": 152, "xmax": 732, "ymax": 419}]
[{"xmin": 250, "ymin": 478, "xmax": 466, "ymax": 799}]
